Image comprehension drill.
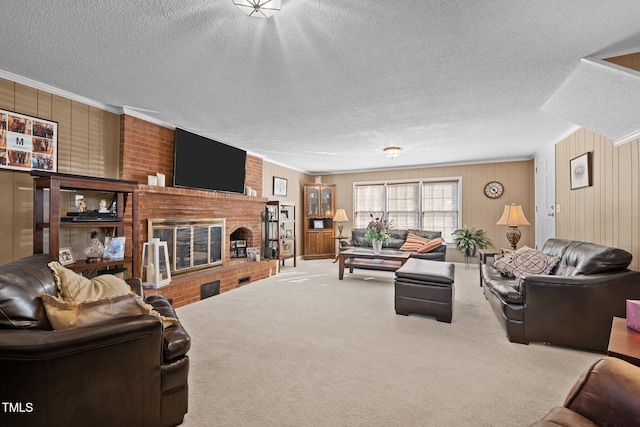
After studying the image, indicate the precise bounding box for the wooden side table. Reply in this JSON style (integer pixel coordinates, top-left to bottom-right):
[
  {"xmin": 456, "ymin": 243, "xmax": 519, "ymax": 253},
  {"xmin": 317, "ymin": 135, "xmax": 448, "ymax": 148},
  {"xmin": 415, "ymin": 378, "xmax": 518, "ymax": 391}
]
[{"xmin": 607, "ymin": 316, "xmax": 640, "ymax": 367}]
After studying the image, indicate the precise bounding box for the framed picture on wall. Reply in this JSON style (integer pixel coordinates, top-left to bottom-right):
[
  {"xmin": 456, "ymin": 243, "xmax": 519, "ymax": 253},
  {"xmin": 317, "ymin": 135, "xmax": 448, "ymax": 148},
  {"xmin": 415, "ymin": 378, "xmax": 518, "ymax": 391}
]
[
  {"xmin": 570, "ymin": 152, "xmax": 592, "ymax": 190},
  {"xmin": 0, "ymin": 109, "xmax": 57, "ymax": 173},
  {"xmin": 273, "ymin": 176, "xmax": 287, "ymax": 196}
]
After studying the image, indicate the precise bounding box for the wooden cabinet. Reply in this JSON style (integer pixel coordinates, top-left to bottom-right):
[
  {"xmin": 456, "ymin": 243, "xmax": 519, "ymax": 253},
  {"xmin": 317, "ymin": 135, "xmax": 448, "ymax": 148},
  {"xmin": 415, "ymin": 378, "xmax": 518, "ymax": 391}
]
[
  {"xmin": 264, "ymin": 201, "xmax": 296, "ymax": 267},
  {"xmin": 303, "ymin": 183, "xmax": 335, "ymax": 259},
  {"xmin": 32, "ymin": 172, "xmax": 139, "ymax": 277}
]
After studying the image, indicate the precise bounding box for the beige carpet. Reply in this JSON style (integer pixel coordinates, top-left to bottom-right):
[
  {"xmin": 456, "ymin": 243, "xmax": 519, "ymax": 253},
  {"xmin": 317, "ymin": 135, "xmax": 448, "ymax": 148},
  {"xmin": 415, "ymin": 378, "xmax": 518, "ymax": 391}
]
[{"xmin": 176, "ymin": 259, "xmax": 601, "ymax": 427}]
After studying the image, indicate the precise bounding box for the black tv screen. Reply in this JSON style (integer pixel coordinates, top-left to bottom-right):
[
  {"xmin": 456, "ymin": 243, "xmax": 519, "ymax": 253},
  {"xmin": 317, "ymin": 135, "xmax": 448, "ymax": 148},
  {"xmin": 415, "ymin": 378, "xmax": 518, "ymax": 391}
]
[{"xmin": 173, "ymin": 128, "xmax": 246, "ymax": 194}]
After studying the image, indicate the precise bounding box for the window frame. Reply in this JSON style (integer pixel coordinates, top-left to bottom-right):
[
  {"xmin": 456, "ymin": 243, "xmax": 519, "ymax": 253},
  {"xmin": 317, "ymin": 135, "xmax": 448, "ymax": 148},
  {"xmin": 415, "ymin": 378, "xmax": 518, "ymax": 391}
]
[{"xmin": 353, "ymin": 177, "xmax": 462, "ymax": 243}]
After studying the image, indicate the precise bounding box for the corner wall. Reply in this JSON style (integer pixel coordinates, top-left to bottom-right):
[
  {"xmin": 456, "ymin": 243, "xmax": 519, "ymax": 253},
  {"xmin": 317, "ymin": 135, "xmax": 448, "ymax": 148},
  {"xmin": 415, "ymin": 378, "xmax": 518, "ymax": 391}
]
[{"xmin": 555, "ymin": 128, "xmax": 640, "ymax": 269}]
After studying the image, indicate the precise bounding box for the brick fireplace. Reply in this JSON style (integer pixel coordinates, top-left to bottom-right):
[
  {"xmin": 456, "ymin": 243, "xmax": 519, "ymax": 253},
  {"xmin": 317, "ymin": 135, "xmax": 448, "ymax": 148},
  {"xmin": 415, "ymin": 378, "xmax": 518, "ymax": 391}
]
[{"xmin": 119, "ymin": 115, "xmax": 278, "ymax": 307}]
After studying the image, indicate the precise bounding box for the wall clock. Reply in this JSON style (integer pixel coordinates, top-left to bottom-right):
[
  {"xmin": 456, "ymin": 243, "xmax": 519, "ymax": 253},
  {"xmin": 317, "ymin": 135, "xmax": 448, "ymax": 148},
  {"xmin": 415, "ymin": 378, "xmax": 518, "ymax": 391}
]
[{"xmin": 484, "ymin": 181, "xmax": 504, "ymax": 199}]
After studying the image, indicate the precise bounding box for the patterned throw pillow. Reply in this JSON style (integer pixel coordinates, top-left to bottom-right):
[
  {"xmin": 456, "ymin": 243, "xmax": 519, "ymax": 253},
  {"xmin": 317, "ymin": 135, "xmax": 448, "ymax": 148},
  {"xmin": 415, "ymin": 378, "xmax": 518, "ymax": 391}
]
[
  {"xmin": 417, "ymin": 237, "xmax": 444, "ymax": 253},
  {"xmin": 493, "ymin": 246, "xmax": 559, "ymax": 278},
  {"xmin": 400, "ymin": 233, "xmax": 430, "ymax": 251}
]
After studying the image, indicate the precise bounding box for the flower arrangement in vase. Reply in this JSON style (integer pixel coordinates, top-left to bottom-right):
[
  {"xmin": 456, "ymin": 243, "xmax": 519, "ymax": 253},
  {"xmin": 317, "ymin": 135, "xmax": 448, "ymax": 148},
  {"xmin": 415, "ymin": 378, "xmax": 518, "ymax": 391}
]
[{"xmin": 364, "ymin": 214, "xmax": 392, "ymax": 254}]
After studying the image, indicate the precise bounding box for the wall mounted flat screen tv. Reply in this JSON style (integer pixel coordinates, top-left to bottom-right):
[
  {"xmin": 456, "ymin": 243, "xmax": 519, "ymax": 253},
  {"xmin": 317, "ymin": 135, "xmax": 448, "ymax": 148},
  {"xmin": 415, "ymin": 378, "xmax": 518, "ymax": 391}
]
[{"xmin": 173, "ymin": 128, "xmax": 246, "ymax": 194}]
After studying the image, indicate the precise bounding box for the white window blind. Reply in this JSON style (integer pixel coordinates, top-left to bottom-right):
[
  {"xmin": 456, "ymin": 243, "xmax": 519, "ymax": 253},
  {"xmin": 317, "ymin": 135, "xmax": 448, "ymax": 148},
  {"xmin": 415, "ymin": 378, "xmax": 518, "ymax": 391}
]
[
  {"xmin": 422, "ymin": 180, "xmax": 459, "ymax": 242},
  {"xmin": 354, "ymin": 184, "xmax": 384, "ymax": 227},
  {"xmin": 387, "ymin": 182, "xmax": 419, "ymax": 229}
]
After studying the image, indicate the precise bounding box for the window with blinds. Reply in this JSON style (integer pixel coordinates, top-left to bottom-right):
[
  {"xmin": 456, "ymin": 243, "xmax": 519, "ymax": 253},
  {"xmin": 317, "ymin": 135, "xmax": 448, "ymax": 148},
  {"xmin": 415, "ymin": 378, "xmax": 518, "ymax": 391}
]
[{"xmin": 354, "ymin": 178, "xmax": 460, "ymax": 242}]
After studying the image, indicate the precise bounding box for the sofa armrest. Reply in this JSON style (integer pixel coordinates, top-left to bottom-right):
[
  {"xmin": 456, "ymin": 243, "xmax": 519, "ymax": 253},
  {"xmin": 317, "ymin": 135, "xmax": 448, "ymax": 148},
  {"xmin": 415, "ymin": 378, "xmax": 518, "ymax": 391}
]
[
  {"xmin": 127, "ymin": 277, "xmax": 144, "ymax": 297},
  {"xmin": 520, "ymin": 270, "xmax": 640, "ymax": 351},
  {"xmin": 0, "ymin": 314, "xmax": 162, "ymax": 359},
  {"xmin": 563, "ymin": 357, "xmax": 640, "ymax": 426}
]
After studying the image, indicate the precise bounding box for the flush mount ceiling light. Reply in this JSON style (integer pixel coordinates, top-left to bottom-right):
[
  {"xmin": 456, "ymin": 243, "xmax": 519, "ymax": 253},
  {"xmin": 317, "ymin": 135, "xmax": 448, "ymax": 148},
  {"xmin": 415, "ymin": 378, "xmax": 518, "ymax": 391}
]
[
  {"xmin": 234, "ymin": 0, "xmax": 281, "ymax": 18},
  {"xmin": 384, "ymin": 146, "xmax": 401, "ymax": 159}
]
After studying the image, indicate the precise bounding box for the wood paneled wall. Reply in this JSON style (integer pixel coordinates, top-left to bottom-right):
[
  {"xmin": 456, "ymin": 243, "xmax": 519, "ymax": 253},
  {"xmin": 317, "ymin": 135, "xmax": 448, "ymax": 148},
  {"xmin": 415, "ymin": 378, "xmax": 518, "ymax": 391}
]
[
  {"xmin": 555, "ymin": 128, "xmax": 640, "ymax": 269},
  {"xmin": 0, "ymin": 78, "xmax": 120, "ymax": 263},
  {"xmin": 321, "ymin": 161, "xmax": 535, "ymax": 262}
]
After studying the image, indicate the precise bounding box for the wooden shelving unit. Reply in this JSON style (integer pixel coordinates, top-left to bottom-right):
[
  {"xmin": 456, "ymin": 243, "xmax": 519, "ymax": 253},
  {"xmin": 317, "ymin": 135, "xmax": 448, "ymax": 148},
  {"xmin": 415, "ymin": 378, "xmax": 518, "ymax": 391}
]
[
  {"xmin": 32, "ymin": 172, "xmax": 139, "ymax": 277},
  {"xmin": 264, "ymin": 200, "xmax": 296, "ymax": 267}
]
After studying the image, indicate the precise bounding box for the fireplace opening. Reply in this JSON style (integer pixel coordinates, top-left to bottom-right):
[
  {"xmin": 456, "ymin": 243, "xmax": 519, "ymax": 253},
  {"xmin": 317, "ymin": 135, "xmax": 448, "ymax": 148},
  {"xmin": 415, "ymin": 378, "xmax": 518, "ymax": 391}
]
[
  {"xmin": 147, "ymin": 218, "xmax": 224, "ymax": 275},
  {"xmin": 230, "ymin": 227, "xmax": 254, "ymax": 259}
]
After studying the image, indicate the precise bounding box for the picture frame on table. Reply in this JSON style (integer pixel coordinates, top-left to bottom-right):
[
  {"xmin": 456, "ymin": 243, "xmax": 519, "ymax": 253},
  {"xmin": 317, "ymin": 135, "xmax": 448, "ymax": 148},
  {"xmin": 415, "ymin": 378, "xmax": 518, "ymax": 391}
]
[
  {"xmin": 570, "ymin": 152, "xmax": 592, "ymax": 190},
  {"xmin": 236, "ymin": 246, "xmax": 247, "ymax": 258},
  {"xmin": 273, "ymin": 176, "xmax": 287, "ymax": 196},
  {"xmin": 59, "ymin": 247, "xmax": 75, "ymax": 265}
]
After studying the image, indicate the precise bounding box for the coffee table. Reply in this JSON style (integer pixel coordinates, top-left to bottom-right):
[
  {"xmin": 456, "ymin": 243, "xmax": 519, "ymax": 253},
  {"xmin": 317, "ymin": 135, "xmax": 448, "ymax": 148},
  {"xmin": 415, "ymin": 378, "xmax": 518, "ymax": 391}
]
[{"xmin": 337, "ymin": 248, "xmax": 411, "ymax": 280}]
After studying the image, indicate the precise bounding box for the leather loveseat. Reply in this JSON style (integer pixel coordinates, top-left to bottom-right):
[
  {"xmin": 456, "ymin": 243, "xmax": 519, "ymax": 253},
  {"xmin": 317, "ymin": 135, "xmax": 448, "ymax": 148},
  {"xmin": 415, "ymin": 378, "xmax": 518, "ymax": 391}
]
[
  {"xmin": 481, "ymin": 238, "xmax": 640, "ymax": 352},
  {"xmin": 0, "ymin": 254, "xmax": 190, "ymax": 427},
  {"xmin": 531, "ymin": 357, "xmax": 640, "ymax": 426},
  {"xmin": 340, "ymin": 228, "xmax": 447, "ymax": 261}
]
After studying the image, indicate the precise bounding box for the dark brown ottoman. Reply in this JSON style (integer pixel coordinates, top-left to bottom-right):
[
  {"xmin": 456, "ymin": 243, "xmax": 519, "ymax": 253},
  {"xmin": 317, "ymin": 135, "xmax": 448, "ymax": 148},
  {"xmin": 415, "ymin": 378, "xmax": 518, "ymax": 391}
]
[{"xmin": 395, "ymin": 258, "xmax": 455, "ymax": 323}]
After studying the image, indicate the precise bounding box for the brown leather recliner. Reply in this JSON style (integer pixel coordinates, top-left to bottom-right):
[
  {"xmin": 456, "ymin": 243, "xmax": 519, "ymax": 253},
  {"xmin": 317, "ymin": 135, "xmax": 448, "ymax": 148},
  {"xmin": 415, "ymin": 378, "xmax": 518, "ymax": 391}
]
[
  {"xmin": 0, "ymin": 254, "xmax": 190, "ymax": 427},
  {"xmin": 531, "ymin": 357, "xmax": 640, "ymax": 426}
]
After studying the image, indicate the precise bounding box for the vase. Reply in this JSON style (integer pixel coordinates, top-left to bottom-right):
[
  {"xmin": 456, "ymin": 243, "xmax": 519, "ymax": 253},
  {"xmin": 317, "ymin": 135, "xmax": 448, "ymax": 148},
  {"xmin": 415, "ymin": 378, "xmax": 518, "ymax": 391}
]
[{"xmin": 372, "ymin": 239, "xmax": 383, "ymax": 255}]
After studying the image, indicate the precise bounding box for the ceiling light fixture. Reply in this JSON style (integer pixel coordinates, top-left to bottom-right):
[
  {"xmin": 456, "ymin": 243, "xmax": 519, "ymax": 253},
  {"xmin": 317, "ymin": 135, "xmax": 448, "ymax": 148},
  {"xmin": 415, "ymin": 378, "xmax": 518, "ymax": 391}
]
[
  {"xmin": 234, "ymin": 0, "xmax": 281, "ymax": 18},
  {"xmin": 384, "ymin": 146, "xmax": 401, "ymax": 159}
]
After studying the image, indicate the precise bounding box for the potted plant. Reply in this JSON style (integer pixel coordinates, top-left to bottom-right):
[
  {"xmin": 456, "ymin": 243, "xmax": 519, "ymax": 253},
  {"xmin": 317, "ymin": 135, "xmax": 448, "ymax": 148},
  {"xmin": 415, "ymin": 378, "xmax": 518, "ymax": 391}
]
[{"xmin": 452, "ymin": 225, "xmax": 492, "ymax": 266}]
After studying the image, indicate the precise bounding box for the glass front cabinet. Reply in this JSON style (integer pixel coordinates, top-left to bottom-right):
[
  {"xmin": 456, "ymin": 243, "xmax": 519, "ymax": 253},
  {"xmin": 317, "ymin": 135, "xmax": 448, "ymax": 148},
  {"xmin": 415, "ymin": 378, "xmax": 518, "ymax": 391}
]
[{"xmin": 303, "ymin": 183, "xmax": 336, "ymax": 259}]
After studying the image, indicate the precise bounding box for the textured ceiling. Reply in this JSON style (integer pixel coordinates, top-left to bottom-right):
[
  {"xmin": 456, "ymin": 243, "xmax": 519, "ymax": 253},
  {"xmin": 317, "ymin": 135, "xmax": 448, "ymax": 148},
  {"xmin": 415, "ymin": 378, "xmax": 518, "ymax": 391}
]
[{"xmin": 1, "ymin": 1, "xmax": 640, "ymax": 174}]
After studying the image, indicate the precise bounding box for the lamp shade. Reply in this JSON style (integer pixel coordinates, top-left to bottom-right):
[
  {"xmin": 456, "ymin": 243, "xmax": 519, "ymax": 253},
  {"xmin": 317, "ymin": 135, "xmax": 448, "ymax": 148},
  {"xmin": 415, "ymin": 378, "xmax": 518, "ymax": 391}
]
[
  {"xmin": 496, "ymin": 203, "xmax": 530, "ymax": 226},
  {"xmin": 234, "ymin": 0, "xmax": 281, "ymax": 18},
  {"xmin": 333, "ymin": 208, "xmax": 349, "ymax": 222}
]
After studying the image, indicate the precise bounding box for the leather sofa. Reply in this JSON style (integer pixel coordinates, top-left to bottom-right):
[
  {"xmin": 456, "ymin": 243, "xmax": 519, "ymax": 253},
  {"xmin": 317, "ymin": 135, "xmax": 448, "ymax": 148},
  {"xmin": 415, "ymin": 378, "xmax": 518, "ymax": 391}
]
[
  {"xmin": 340, "ymin": 228, "xmax": 447, "ymax": 261},
  {"xmin": 481, "ymin": 238, "xmax": 640, "ymax": 352},
  {"xmin": 531, "ymin": 357, "xmax": 640, "ymax": 426},
  {"xmin": 0, "ymin": 254, "xmax": 190, "ymax": 427}
]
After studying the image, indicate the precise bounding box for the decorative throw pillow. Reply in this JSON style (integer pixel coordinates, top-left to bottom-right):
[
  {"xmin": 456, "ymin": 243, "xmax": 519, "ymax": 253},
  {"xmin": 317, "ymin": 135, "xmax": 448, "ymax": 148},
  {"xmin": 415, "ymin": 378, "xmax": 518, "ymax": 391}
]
[
  {"xmin": 494, "ymin": 246, "xmax": 559, "ymax": 278},
  {"xmin": 48, "ymin": 261, "xmax": 131, "ymax": 302},
  {"xmin": 41, "ymin": 292, "xmax": 150, "ymax": 330},
  {"xmin": 417, "ymin": 237, "xmax": 444, "ymax": 253},
  {"xmin": 400, "ymin": 233, "xmax": 430, "ymax": 251}
]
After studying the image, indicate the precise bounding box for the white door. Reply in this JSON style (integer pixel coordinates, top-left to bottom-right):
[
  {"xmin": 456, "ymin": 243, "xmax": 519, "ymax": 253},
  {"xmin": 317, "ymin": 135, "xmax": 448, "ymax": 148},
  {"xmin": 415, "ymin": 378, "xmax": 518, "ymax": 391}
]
[{"xmin": 535, "ymin": 147, "xmax": 556, "ymax": 250}]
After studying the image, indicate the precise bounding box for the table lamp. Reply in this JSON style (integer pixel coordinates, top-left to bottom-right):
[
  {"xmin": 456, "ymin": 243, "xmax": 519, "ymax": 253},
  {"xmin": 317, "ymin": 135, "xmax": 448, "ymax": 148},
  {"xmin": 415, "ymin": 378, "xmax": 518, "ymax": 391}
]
[
  {"xmin": 333, "ymin": 208, "xmax": 349, "ymax": 238},
  {"xmin": 496, "ymin": 203, "xmax": 530, "ymax": 250}
]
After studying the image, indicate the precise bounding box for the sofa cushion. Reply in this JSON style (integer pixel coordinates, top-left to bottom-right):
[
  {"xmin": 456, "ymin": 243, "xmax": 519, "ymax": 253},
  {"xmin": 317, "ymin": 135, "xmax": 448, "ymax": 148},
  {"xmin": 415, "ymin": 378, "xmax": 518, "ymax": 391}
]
[
  {"xmin": 49, "ymin": 261, "xmax": 131, "ymax": 302},
  {"xmin": 408, "ymin": 229, "xmax": 442, "ymax": 240},
  {"xmin": 553, "ymin": 241, "xmax": 633, "ymax": 276},
  {"xmin": 494, "ymin": 246, "xmax": 559, "ymax": 278},
  {"xmin": 385, "ymin": 229, "xmax": 408, "ymax": 249},
  {"xmin": 41, "ymin": 292, "xmax": 150, "ymax": 329},
  {"xmin": 0, "ymin": 253, "xmax": 58, "ymax": 330},
  {"xmin": 351, "ymin": 229, "xmax": 367, "ymax": 246}
]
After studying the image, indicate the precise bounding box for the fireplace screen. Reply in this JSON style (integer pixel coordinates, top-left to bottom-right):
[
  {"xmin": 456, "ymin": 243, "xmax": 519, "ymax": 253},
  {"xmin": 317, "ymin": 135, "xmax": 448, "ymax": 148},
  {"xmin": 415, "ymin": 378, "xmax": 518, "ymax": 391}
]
[{"xmin": 148, "ymin": 219, "xmax": 224, "ymax": 274}]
